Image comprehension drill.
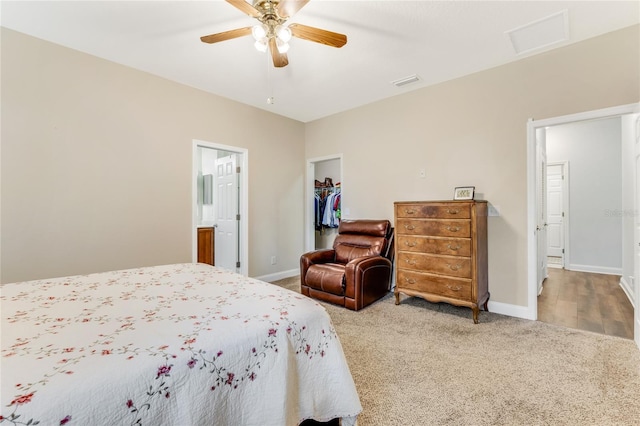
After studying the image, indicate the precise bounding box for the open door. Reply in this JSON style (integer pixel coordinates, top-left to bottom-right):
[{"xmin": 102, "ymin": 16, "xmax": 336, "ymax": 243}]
[
  {"xmin": 535, "ymin": 128, "xmax": 548, "ymax": 295},
  {"xmin": 634, "ymin": 116, "xmax": 640, "ymax": 348},
  {"xmin": 214, "ymin": 154, "xmax": 239, "ymax": 271}
]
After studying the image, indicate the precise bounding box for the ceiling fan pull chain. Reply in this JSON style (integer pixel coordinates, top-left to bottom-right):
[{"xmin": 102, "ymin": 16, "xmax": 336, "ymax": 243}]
[{"xmin": 266, "ymin": 53, "xmax": 275, "ymax": 105}]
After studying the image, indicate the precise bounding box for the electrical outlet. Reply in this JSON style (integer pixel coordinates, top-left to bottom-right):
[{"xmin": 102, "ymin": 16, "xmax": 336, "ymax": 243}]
[
  {"xmin": 419, "ymin": 169, "xmax": 426, "ymax": 178},
  {"xmin": 270, "ymin": 256, "xmax": 277, "ymax": 265}
]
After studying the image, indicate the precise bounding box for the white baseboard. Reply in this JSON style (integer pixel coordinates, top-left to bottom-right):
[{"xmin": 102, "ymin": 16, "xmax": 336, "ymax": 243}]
[
  {"xmin": 487, "ymin": 300, "xmax": 536, "ymax": 320},
  {"xmin": 255, "ymin": 271, "xmax": 545, "ymax": 323},
  {"xmin": 567, "ymin": 264, "xmax": 623, "ymax": 275},
  {"xmin": 255, "ymin": 271, "xmax": 538, "ymax": 321},
  {"xmin": 253, "ymin": 269, "xmax": 299, "ymax": 283},
  {"xmin": 619, "ymin": 277, "xmax": 635, "ymax": 308}
]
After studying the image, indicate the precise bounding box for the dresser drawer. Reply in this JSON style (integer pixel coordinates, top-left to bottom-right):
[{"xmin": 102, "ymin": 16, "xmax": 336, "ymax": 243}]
[
  {"xmin": 396, "ymin": 203, "xmax": 471, "ymax": 219},
  {"xmin": 397, "ymin": 252, "xmax": 471, "ymax": 278},
  {"xmin": 396, "ymin": 270, "xmax": 472, "ymax": 301},
  {"xmin": 396, "ymin": 218, "xmax": 471, "ymax": 237},
  {"xmin": 397, "ymin": 235, "xmax": 471, "ymax": 256}
]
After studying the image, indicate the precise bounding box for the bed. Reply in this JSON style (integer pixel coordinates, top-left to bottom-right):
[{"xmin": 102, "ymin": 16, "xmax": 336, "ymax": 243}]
[{"xmin": 0, "ymin": 263, "xmax": 361, "ymax": 425}]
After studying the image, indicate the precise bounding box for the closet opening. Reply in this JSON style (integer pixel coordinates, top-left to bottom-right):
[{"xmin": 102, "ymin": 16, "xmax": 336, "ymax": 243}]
[{"xmin": 306, "ymin": 155, "xmax": 343, "ymax": 252}]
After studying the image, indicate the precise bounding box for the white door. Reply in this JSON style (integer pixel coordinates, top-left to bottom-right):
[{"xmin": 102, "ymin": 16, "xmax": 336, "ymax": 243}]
[
  {"xmin": 536, "ymin": 129, "xmax": 548, "ymax": 294},
  {"xmin": 546, "ymin": 163, "xmax": 565, "ymax": 264},
  {"xmin": 634, "ymin": 117, "xmax": 640, "ymax": 347},
  {"xmin": 214, "ymin": 155, "xmax": 239, "ymax": 272}
]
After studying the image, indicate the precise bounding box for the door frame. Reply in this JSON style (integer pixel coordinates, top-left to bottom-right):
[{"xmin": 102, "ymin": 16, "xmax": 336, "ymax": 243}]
[
  {"xmin": 192, "ymin": 139, "xmax": 249, "ymax": 277},
  {"xmin": 305, "ymin": 154, "xmax": 343, "ymax": 252},
  {"xmin": 526, "ymin": 103, "xmax": 640, "ymax": 323},
  {"xmin": 634, "ymin": 115, "xmax": 640, "ymax": 346},
  {"xmin": 546, "ymin": 161, "xmax": 570, "ymax": 269}
]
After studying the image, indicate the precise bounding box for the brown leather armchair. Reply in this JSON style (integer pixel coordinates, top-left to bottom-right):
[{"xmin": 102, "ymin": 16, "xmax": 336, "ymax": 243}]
[{"xmin": 300, "ymin": 219, "xmax": 394, "ymax": 311}]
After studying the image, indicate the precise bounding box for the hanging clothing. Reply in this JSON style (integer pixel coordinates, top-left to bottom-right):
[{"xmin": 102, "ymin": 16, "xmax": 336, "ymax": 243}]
[
  {"xmin": 321, "ymin": 190, "xmax": 340, "ymax": 228},
  {"xmin": 314, "ymin": 186, "xmax": 341, "ymax": 230}
]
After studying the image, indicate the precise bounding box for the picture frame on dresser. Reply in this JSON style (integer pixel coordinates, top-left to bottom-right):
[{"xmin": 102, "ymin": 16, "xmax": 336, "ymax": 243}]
[{"xmin": 453, "ymin": 186, "xmax": 475, "ymax": 200}]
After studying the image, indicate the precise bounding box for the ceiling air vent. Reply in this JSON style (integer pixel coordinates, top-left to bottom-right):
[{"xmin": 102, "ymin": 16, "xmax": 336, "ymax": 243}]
[
  {"xmin": 506, "ymin": 9, "xmax": 569, "ymax": 55},
  {"xmin": 391, "ymin": 74, "xmax": 421, "ymax": 88}
]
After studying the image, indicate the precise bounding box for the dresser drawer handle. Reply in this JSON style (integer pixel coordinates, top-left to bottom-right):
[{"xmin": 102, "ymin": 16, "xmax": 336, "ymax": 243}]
[
  {"xmin": 404, "ymin": 224, "xmax": 416, "ymax": 231},
  {"xmin": 405, "ymin": 209, "xmax": 417, "ymax": 215},
  {"xmin": 445, "ymin": 226, "xmax": 461, "ymax": 232},
  {"xmin": 404, "ymin": 259, "xmax": 417, "ymax": 266},
  {"xmin": 404, "ymin": 241, "xmax": 417, "ymax": 247},
  {"xmin": 446, "ymin": 284, "xmax": 462, "ymax": 291},
  {"xmin": 404, "ymin": 278, "xmax": 416, "ymax": 285},
  {"xmin": 447, "ymin": 263, "xmax": 462, "ymax": 271},
  {"xmin": 446, "ymin": 208, "xmax": 460, "ymax": 215},
  {"xmin": 447, "ymin": 243, "xmax": 461, "ymax": 251}
]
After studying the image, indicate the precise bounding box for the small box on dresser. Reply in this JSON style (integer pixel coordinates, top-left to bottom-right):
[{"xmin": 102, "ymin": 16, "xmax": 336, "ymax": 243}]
[{"xmin": 394, "ymin": 200, "xmax": 489, "ymax": 323}]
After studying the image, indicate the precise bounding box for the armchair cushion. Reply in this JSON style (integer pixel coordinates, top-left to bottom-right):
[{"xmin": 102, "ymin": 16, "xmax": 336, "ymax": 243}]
[
  {"xmin": 304, "ymin": 263, "xmax": 345, "ymax": 295},
  {"xmin": 334, "ymin": 219, "xmax": 391, "ymax": 263}
]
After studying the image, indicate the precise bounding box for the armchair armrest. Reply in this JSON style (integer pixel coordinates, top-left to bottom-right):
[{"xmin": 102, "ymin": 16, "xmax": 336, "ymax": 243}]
[
  {"xmin": 301, "ymin": 249, "xmax": 336, "ymax": 266},
  {"xmin": 344, "ymin": 256, "xmax": 393, "ymax": 300},
  {"xmin": 300, "ymin": 249, "xmax": 336, "ymax": 289}
]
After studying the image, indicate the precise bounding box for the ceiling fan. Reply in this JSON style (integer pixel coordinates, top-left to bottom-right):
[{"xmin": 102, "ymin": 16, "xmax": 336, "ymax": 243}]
[{"xmin": 200, "ymin": 0, "xmax": 347, "ymax": 68}]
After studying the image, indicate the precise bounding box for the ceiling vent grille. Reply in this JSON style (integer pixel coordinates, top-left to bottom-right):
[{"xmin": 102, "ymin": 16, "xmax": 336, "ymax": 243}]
[
  {"xmin": 391, "ymin": 74, "xmax": 421, "ymax": 88},
  {"xmin": 506, "ymin": 9, "xmax": 569, "ymax": 55}
]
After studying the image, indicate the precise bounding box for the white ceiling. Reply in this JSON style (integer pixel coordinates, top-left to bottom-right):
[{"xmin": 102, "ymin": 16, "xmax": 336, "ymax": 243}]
[{"xmin": 2, "ymin": 1, "xmax": 638, "ymax": 122}]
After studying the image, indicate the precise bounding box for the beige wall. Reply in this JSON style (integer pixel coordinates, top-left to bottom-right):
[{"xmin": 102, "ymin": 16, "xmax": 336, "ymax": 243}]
[
  {"xmin": 2, "ymin": 24, "xmax": 639, "ymax": 311},
  {"xmin": 1, "ymin": 28, "xmax": 305, "ymax": 283},
  {"xmin": 305, "ymin": 25, "xmax": 640, "ymax": 307}
]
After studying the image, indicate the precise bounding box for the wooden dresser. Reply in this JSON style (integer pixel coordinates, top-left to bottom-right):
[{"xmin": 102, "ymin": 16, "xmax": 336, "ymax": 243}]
[{"xmin": 394, "ymin": 200, "xmax": 489, "ymax": 323}]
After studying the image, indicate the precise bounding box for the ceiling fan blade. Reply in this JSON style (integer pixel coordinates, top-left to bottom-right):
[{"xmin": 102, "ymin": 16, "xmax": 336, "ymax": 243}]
[
  {"xmin": 289, "ymin": 23, "xmax": 347, "ymax": 48},
  {"xmin": 225, "ymin": 0, "xmax": 261, "ymax": 18},
  {"xmin": 277, "ymin": 0, "xmax": 310, "ymax": 19},
  {"xmin": 269, "ymin": 37, "xmax": 289, "ymax": 67},
  {"xmin": 200, "ymin": 27, "xmax": 252, "ymax": 44}
]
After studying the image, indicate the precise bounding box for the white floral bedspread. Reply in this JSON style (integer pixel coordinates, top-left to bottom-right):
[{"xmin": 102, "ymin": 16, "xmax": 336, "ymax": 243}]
[{"xmin": 0, "ymin": 263, "xmax": 361, "ymax": 425}]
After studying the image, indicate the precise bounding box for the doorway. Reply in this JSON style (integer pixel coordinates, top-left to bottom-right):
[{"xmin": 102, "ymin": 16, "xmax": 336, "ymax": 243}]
[
  {"xmin": 192, "ymin": 140, "xmax": 248, "ymax": 276},
  {"xmin": 305, "ymin": 154, "xmax": 343, "ymax": 252},
  {"xmin": 527, "ymin": 103, "xmax": 640, "ymax": 348}
]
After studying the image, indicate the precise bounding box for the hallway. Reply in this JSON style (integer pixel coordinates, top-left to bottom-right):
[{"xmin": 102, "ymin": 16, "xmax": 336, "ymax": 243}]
[{"xmin": 538, "ymin": 268, "xmax": 634, "ymax": 339}]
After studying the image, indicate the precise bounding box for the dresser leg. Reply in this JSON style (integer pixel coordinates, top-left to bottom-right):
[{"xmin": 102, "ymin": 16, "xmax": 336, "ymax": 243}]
[
  {"xmin": 472, "ymin": 307, "xmax": 479, "ymax": 324},
  {"xmin": 483, "ymin": 293, "xmax": 490, "ymax": 312},
  {"xmin": 394, "ymin": 291, "xmax": 400, "ymax": 305}
]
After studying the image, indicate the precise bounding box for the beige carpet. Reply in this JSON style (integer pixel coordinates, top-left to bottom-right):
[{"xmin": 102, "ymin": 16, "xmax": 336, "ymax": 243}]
[{"xmin": 272, "ymin": 277, "xmax": 640, "ymax": 426}]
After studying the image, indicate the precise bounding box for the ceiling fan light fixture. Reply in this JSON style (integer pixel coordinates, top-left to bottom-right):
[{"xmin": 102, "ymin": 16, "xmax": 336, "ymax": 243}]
[
  {"xmin": 276, "ymin": 38, "xmax": 290, "ymax": 53},
  {"xmin": 254, "ymin": 38, "xmax": 268, "ymax": 52},
  {"xmin": 252, "ymin": 23, "xmax": 268, "ymax": 40},
  {"xmin": 275, "ymin": 25, "xmax": 292, "ymax": 43}
]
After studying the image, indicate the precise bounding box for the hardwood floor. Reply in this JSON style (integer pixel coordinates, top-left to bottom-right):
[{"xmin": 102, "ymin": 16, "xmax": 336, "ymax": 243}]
[{"xmin": 537, "ymin": 268, "xmax": 634, "ymax": 339}]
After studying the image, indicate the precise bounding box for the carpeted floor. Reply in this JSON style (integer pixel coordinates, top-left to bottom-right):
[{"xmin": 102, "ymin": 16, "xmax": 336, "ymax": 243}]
[{"xmin": 272, "ymin": 276, "xmax": 640, "ymax": 426}]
